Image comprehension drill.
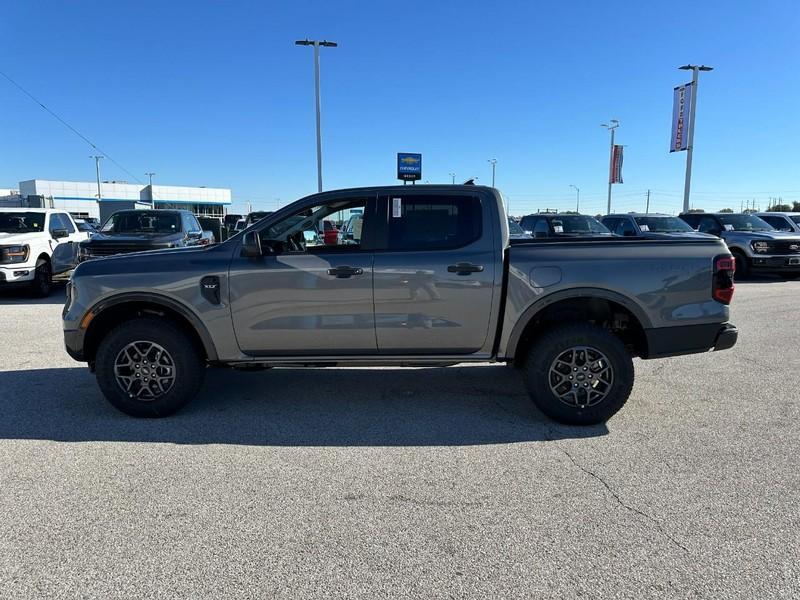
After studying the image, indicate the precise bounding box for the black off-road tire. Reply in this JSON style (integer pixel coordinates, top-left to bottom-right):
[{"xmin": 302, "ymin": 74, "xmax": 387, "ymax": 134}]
[
  {"xmin": 731, "ymin": 250, "xmax": 750, "ymax": 280},
  {"xmin": 523, "ymin": 323, "xmax": 634, "ymax": 425},
  {"xmin": 95, "ymin": 318, "xmax": 206, "ymax": 417},
  {"xmin": 30, "ymin": 257, "xmax": 52, "ymax": 297}
]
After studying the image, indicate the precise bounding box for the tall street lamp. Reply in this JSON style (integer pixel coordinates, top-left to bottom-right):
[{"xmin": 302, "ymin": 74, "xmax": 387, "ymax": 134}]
[
  {"xmin": 449, "ymin": 172, "xmax": 456, "ymax": 184},
  {"xmin": 295, "ymin": 39, "xmax": 338, "ymax": 193},
  {"xmin": 678, "ymin": 64, "xmax": 713, "ymax": 213},
  {"xmin": 569, "ymin": 184, "xmax": 580, "ymax": 213},
  {"xmin": 90, "ymin": 155, "xmax": 104, "ymax": 201},
  {"xmin": 145, "ymin": 172, "xmax": 156, "ymax": 204},
  {"xmin": 601, "ymin": 120, "xmax": 619, "ymax": 214},
  {"xmin": 487, "ymin": 158, "xmax": 497, "ymax": 187}
]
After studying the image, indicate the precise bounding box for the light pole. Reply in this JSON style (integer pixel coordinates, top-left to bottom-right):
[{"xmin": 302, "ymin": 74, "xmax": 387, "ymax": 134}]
[
  {"xmin": 569, "ymin": 184, "xmax": 580, "ymax": 213},
  {"xmin": 678, "ymin": 64, "xmax": 713, "ymax": 213},
  {"xmin": 295, "ymin": 39, "xmax": 338, "ymax": 193},
  {"xmin": 488, "ymin": 158, "xmax": 497, "ymax": 187},
  {"xmin": 90, "ymin": 155, "xmax": 104, "ymax": 201},
  {"xmin": 449, "ymin": 172, "xmax": 456, "ymax": 184},
  {"xmin": 145, "ymin": 172, "xmax": 156, "ymax": 204},
  {"xmin": 601, "ymin": 120, "xmax": 619, "ymax": 214}
]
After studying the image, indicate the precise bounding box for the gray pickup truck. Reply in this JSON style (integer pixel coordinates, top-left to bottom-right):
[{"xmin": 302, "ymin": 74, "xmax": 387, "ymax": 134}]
[{"xmin": 63, "ymin": 185, "xmax": 737, "ymax": 424}]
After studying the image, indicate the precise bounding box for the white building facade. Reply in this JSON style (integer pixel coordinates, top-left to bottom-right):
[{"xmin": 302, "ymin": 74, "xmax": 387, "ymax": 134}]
[{"xmin": 18, "ymin": 179, "xmax": 232, "ymax": 219}]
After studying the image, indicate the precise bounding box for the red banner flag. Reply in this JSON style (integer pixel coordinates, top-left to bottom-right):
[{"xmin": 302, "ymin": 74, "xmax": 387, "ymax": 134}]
[{"xmin": 610, "ymin": 145, "xmax": 624, "ymax": 184}]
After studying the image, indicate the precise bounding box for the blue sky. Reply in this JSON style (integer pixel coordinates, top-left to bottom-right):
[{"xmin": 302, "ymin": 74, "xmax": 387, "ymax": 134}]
[{"xmin": 2, "ymin": 0, "xmax": 799, "ymax": 215}]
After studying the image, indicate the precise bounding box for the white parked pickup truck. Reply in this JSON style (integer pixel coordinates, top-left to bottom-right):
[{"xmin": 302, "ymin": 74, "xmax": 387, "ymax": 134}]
[{"xmin": 0, "ymin": 208, "xmax": 89, "ymax": 296}]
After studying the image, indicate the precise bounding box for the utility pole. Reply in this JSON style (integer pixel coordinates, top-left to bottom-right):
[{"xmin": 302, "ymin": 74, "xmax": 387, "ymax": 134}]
[
  {"xmin": 295, "ymin": 39, "xmax": 338, "ymax": 193},
  {"xmin": 569, "ymin": 184, "xmax": 580, "ymax": 213},
  {"xmin": 449, "ymin": 172, "xmax": 456, "ymax": 184},
  {"xmin": 646, "ymin": 189, "xmax": 651, "ymax": 214},
  {"xmin": 678, "ymin": 65, "xmax": 713, "ymax": 213},
  {"xmin": 601, "ymin": 120, "xmax": 620, "ymax": 214},
  {"xmin": 90, "ymin": 155, "xmax": 104, "ymax": 201},
  {"xmin": 488, "ymin": 159, "xmax": 497, "ymax": 187},
  {"xmin": 145, "ymin": 172, "xmax": 156, "ymax": 204}
]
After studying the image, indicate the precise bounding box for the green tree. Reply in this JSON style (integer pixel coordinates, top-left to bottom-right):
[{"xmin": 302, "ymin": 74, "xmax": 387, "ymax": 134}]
[
  {"xmin": 719, "ymin": 208, "xmax": 734, "ymax": 213},
  {"xmin": 687, "ymin": 208, "xmax": 705, "ymax": 213},
  {"xmin": 793, "ymin": 201, "xmax": 800, "ymax": 212},
  {"xmin": 767, "ymin": 203, "xmax": 792, "ymax": 212}
]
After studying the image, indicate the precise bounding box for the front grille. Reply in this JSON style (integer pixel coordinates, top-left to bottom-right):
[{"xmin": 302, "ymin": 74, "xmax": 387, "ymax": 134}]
[
  {"xmin": 770, "ymin": 241, "xmax": 800, "ymax": 254},
  {"xmin": 84, "ymin": 245, "xmax": 162, "ymax": 257}
]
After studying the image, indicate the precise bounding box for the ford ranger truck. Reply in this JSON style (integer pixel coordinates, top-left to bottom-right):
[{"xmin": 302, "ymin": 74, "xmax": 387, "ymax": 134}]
[
  {"xmin": 0, "ymin": 208, "xmax": 88, "ymax": 296},
  {"xmin": 63, "ymin": 186, "xmax": 738, "ymax": 425}
]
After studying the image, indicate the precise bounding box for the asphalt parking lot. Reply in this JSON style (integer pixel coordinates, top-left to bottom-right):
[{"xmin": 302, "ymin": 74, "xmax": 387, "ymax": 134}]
[{"xmin": 0, "ymin": 279, "xmax": 798, "ymax": 599}]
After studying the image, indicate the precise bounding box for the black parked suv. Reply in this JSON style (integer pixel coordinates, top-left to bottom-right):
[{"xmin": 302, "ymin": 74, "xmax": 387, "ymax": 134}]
[
  {"xmin": 79, "ymin": 209, "xmax": 205, "ymax": 261},
  {"xmin": 519, "ymin": 213, "xmax": 613, "ymax": 238}
]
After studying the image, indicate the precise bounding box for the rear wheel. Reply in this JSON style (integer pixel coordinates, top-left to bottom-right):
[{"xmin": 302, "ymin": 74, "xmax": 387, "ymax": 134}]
[
  {"xmin": 523, "ymin": 323, "xmax": 634, "ymax": 425},
  {"xmin": 30, "ymin": 258, "xmax": 52, "ymax": 297},
  {"xmin": 95, "ymin": 318, "xmax": 205, "ymax": 417}
]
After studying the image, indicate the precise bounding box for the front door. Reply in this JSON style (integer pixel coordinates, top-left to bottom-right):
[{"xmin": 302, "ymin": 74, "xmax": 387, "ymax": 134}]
[
  {"xmin": 49, "ymin": 213, "xmax": 82, "ymax": 273},
  {"xmin": 372, "ymin": 193, "xmax": 498, "ymax": 354},
  {"xmin": 229, "ymin": 194, "xmax": 377, "ymax": 355}
]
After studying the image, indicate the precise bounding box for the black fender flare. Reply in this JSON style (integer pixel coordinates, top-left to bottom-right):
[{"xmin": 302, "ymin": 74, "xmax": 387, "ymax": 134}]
[
  {"xmin": 505, "ymin": 287, "xmax": 653, "ymax": 359},
  {"xmin": 88, "ymin": 292, "xmax": 219, "ymax": 361}
]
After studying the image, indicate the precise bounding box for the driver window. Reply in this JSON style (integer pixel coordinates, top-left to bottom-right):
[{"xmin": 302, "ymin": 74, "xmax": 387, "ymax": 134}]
[
  {"xmin": 258, "ymin": 198, "xmax": 368, "ymax": 254},
  {"xmin": 698, "ymin": 217, "xmax": 719, "ymax": 234}
]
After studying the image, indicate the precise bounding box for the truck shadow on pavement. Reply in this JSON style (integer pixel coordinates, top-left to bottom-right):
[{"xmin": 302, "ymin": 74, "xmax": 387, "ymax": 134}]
[
  {"xmin": 0, "ymin": 365, "xmax": 608, "ymax": 445},
  {"xmin": 0, "ymin": 284, "xmax": 67, "ymax": 305}
]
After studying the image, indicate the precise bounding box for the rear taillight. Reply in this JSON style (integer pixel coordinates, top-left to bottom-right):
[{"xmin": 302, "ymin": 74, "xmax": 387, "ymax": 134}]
[{"xmin": 713, "ymin": 255, "xmax": 735, "ymax": 304}]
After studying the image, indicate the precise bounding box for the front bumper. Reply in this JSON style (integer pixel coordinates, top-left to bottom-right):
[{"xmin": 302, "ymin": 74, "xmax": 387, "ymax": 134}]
[
  {"xmin": 0, "ymin": 265, "xmax": 36, "ymax": 284},
  {"xmin": 64, "ymin": 329, "xmax": 85, "ymax": 361},
  {"xmin": 749, "ymin": 255, "xmax": 800, "ymax": 272},
  {"xmin": 644, "ymin": 322, "xmax": 738, "ymax": 359}
]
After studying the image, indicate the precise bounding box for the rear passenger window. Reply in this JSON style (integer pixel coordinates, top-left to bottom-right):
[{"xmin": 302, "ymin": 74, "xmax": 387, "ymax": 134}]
[{"xmin": 387, "ymin": 195, "xmax": 482, "ymax": 251}]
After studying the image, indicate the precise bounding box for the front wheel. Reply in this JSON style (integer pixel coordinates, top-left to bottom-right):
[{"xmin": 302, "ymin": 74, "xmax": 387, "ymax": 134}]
[
  {"xmin": 95, "ymin": 318, "xmax": 206, "ymax": 417},
  {"xmin": 30, "ymin": 258, "xmax": 52, "ymax": 297},
  {"xmin": 523, "ymin": 323, "xmax": 634, "ymax": 425},
  {"xmin": 731, "ymin": 250, "xmax": 750, "ymax": 280}
]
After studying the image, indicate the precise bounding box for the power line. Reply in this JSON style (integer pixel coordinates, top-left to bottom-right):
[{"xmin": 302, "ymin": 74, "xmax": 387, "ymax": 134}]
[{"xmin": 0, "ymin": 68, "xmax": 144, "ymax": 184}]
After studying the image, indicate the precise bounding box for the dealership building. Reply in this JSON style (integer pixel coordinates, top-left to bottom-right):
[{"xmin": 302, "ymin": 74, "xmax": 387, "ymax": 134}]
[{"xmin": 15, "ymin": 179, "xmax": 232, "ymax": 221}]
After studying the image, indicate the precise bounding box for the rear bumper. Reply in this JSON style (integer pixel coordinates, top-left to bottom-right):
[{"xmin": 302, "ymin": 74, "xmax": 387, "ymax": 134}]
[{"xmin": 644, "ymin": 322, "xmax": 738, "ymax": 359}]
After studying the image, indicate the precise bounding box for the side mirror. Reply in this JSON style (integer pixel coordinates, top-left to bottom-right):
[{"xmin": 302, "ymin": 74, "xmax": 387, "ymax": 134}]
[
  {"xmin": 240, "ymin": 231, "xmax": 262, "ymax": 257},
  {"xmin": 52, "ymin": 228, "xmax": 68, "ymax": 239}
]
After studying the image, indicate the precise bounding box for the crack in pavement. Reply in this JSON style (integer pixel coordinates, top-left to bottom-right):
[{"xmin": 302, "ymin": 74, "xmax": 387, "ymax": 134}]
[{"xmin": 547, "ymin": 426, "xmax": 689, "ymax": 554}]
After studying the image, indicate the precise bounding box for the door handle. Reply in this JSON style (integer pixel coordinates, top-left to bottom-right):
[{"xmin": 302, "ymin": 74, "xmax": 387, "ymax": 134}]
[
  {"xmin": 327, "ymin": 266, "xmax": 364, "ymax": 278},
  {"xmin": 447, "ymin": 262, "xmax": 485, "ymax": 275}
]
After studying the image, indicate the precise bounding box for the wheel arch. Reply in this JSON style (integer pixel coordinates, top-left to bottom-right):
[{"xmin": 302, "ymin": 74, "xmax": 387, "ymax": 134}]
[
  {"xmin": 82, "ymin": 293, "xmax": 219, "ymax": 364},
  {"xmin": 506, "ymin": 288, "xmax": 652, "ymax": 364}
]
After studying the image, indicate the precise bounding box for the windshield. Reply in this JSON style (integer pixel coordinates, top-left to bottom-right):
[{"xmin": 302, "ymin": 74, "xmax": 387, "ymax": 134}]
[
  {"xmin": 550, "ymin": 216, "xmax": 611, "ymax": 235},
  {"xmin": 0, "ymin": 212, "xmax": 46, "ymax": 233},
  {"xmin": 634, "ymin": 216, "xmax": 694, "ymax": 233},
  {"xmin": 717, "ymin": 214, "xmax": 774, "ymax": 232},
  {"xmin": 791, "ymin": 216, "xmax": 800, "ymax": 225},
  {"xmin": 101, "ymin": 211, "xmax": 180, "ymax": 234},
  {"xmin": 508, "ymin": 219, "xmax": 525, "ymax": 235}
]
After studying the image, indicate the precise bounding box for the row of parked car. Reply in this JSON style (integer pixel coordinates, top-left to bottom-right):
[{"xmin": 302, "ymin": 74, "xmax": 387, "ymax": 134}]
[
  {"xmin": 509, "ymin": 211, "xmax": 800, "ymax": 279},
  {"xmin": 0, "ymin": 208, "xmax": 220, "ymax": 296}
]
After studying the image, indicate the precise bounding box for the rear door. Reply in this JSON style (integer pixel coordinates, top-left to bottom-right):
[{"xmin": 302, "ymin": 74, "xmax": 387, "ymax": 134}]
[
  {"xmin": 229, "ymin": 194, "xmax": 377, "ymax": 355},
  {"xmin": 372, "ymin": 192, "xmax": 498, "ymax": 354}
]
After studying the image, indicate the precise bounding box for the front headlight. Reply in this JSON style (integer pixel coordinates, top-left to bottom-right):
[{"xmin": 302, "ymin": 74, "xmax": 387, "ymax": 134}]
[
  {"xmin": 0, "ymin": 245, "xmax": 29, "ymax": 263},
  {"xmin": 751, "ymin": 241, "xmax": 771, "ymax": 253}
]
